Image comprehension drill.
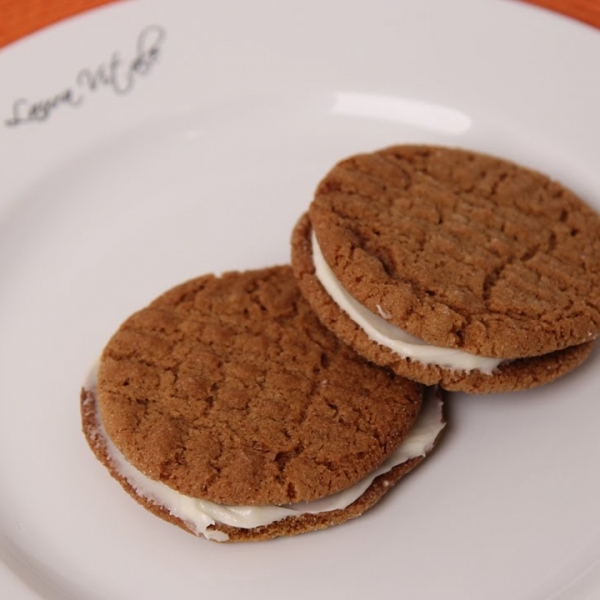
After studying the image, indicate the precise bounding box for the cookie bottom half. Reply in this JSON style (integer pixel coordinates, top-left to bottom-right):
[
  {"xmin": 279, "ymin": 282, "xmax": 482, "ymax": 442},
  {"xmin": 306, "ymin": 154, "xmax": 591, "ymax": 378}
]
[{"xmin": 81, "ymin": 386, "xmax": 444, "ymax": 542}]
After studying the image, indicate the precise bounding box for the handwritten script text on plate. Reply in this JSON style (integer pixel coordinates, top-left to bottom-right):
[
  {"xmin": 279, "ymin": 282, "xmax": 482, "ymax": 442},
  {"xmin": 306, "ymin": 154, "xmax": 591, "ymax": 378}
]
[{"xmin": 4, "ymin": 25, "xmax": 166, "ymax": 128}]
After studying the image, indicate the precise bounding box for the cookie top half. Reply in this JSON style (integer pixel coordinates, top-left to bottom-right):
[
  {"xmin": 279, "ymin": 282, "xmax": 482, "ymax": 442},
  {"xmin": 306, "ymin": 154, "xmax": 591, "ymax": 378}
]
[
  {"xmin": 309, "ymin": 145, "xmax": 600, "ymax": 358},
  {"xmin": 97, "ymin": 266, "xmax": 422, "ymax": 506}
]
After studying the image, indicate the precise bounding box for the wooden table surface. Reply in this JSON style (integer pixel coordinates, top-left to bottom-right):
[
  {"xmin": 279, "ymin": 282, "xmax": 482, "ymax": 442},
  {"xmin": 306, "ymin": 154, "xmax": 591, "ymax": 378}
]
[{"xmin": 0, "ymin": 0, "xmax": 599, "ymax": 50}]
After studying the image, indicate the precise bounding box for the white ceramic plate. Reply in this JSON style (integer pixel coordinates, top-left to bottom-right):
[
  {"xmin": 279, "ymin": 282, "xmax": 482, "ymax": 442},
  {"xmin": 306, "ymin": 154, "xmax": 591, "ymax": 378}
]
[{"xmin": 2, "ymin": 1, "xmax": 600, "ymax": 598}]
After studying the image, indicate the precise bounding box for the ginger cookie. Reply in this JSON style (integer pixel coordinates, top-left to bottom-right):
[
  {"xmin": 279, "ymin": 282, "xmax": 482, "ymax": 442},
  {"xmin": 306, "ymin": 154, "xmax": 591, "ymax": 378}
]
[
  {"xmin": 291, "ymin": 145, "xmax": 600, "ymax": 392},
  {"xmin": 81, "ymin": 266, "xmax": 443, "ymax": 541}
]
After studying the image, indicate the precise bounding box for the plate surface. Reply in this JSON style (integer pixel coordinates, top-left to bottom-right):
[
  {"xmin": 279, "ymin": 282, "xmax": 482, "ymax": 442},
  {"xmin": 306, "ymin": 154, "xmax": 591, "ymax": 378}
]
[{"xmin": 1, "ymin": 1, "xmax": 600, "ymax": 599}]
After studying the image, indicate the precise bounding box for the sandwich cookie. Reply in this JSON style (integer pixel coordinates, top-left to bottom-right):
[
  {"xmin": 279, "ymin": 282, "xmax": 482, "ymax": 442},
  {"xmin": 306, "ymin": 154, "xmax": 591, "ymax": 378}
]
[
  {"xmin": 81, "ymin": 266, "xmax": 444, "ymax": 541},
  {"xmin": 291, "ymin": 145, "xmax": 600, "ymax": 392}
]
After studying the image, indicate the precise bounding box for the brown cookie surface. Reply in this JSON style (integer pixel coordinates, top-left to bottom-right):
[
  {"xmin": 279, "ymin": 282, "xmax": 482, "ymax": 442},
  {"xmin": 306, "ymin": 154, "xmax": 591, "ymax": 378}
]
[
  {"xmin": 81, "ymin": 386, "xmax": 438, "ymax": 542},
  {"xmin": 292, "ymin": 212, "xmax": 596, "ymax": 393},
  {"xmin": 308, "ymin": 145, "xmax": 600, "ymax": 359},
  {"xmin": 96, "ymin": 266, "xmax": 423, "ymax": 506}
]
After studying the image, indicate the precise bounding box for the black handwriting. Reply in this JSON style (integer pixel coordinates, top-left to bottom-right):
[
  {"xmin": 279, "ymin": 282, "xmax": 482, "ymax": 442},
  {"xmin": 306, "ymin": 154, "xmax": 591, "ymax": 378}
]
[
  {"xmin": 76, "ymin": 25, "xmax": 165, "ymax": 95},
  {"xmin": 5, "ymin": 89, "xmax": 83, "ymax": 126},
  {"xmin": 4, "ymin": 25, "xmax": 166, "ymax": 128}
]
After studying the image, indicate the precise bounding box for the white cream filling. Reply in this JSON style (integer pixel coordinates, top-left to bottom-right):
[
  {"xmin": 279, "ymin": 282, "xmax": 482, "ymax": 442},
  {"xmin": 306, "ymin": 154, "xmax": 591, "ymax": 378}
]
[
  {"xmin": 311, "ymin": 231, "xmax": 502, "ymax": 374},
  {"xmin": 87, "ymin": 368, "xmax": 444, "ymax": 542}
]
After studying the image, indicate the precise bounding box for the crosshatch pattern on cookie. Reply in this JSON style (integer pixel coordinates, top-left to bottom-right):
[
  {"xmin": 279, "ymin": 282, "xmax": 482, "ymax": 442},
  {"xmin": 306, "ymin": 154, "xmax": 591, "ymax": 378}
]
[{"xmin": 309, "ymin": 145, "xmax": 600, "ymax": 358}]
